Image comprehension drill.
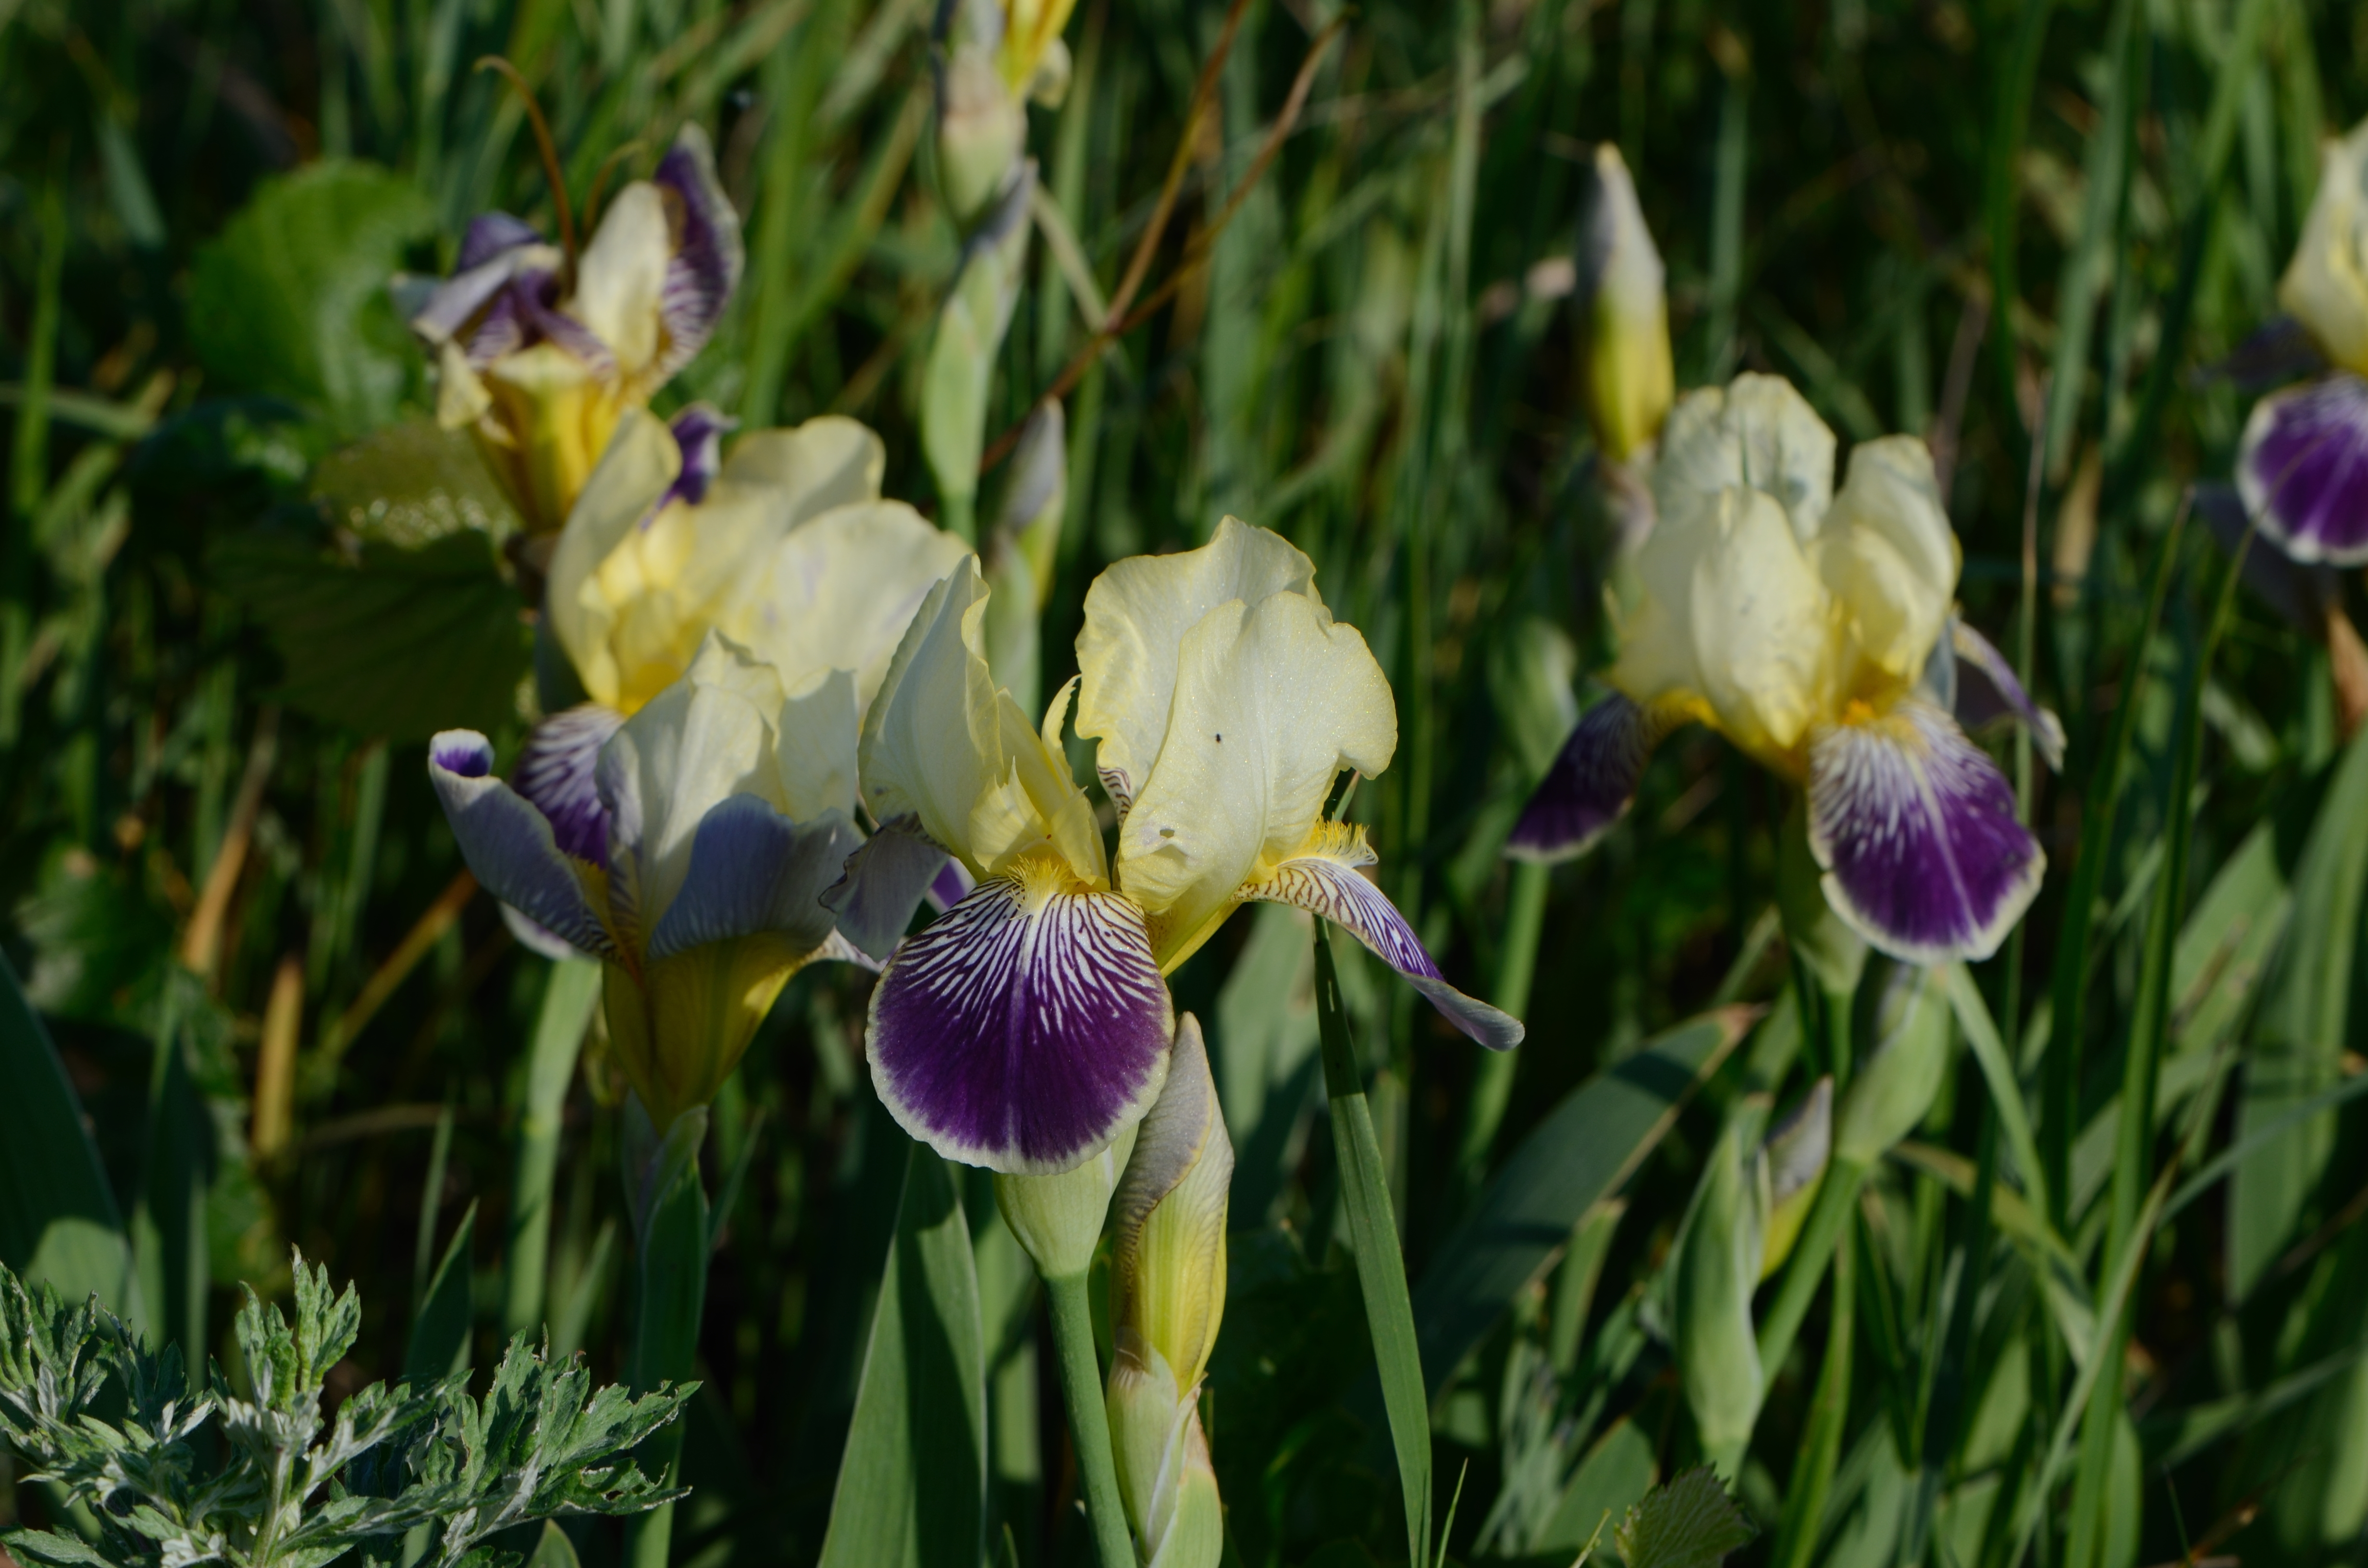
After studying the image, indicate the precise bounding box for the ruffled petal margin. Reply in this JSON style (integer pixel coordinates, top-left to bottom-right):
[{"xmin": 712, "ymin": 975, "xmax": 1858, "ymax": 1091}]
[
  {"xmin": 1506, "ymin": 693, "xmax": 1662, "ymax": 863},
  {"xmin": 1805, "ymin": 699, "xmax": 2044, "ymax": 964},
  {"xmin": 428, "ymin": 731, "xmax": 617, "ymax": 958},
  {"xmin": 1246, "ymin": 824, "xmax": 1524, "ymax": 1050},
  {"xmin": 2237, "ymin": 371, "xmax": 2368, "ymax": 566},
  {"xmin": 868, "ymin": 858, "xmax": 1175, "ymax": 1175}
]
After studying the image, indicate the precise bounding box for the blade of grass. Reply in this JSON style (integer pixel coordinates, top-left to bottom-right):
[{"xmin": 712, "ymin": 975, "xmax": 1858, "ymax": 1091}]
[
  {"xmin": 503, "ymin": 956, "xmax": 601, "ymax": 1340},
  {"xmin": 1316, "ymin": 922, "xmax": 1431, "ymax": 1568}
]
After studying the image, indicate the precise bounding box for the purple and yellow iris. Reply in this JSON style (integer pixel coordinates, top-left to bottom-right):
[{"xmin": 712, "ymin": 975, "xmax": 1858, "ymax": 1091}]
[
  {"xmin": 1510, "ymin": 374, "xmax": 2060, "ymax": 966},
  {"xmin": 2233, "ymin": 116, "xmax": 2368, "ymax": 565},
  {"xmin": 406, "ymin": 127, "xmax": 743, "ymax": 537},
  {"xmin": 429, "ymin": 635, "xmax": 905, "ymax": 1128},
  {"xmin": 843, "ymin": 519, "xmax": 1522, "ymax": 1176}
]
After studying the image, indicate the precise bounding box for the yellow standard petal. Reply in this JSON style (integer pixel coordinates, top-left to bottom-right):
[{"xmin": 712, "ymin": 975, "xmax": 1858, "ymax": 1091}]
[
  {"xmin": 480, "ymin": 341, "xmax": 627, "ymax": 539},
  {"xmin": 1813, "ymin": 434, "xmax": 1960, "ymax": 688},
  {"xmin": 547, "ymin": 409, "xmax": 681, "ymax": 709},
  {"xmin": 568, "ymin": 180, "xmax": 672, "ymax": 388},
  {"xmin": 2279, "ymin": 116, "xmax": 2368, "ymax": 376},
  {"xmin": 1076, "ymin": 516, "xmax": 1321, "ymax": 817},
  {"xmin": 1117, "ymin": 587, "xmax": 1394, "ymax": 968},
  {"xmin": 1652, "ymin": 372, "xmax": 1838, "ymax": 541}
]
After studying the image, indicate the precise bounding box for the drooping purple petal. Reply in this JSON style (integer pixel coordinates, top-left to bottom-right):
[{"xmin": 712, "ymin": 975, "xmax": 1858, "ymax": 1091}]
[
  {"xmin": 657, "ymin": 404, "xmax": 734, "ymax": 514},
  {"xmin": 518, "ymin": 703, "xmax": 626, "ymax": 867},
  {"xmin": 1805, "ymin": 699, "xmax": 2044, "ymax": 964},
  {"xmin": 458, "ymin": 211, "xmax": 545, "ymax": 271},
  {"xmin": 2237, "ymin": 371, "xmax": 2368, "ymax": 566},
  {"xmin": 821, "ymin": 817, "xmax": 950, "ymax": 961},
  {"xmin": 1505, "ymin": 693, "xmax": 1658, "ymax": 864},
  {"xmin": 868, "ymin": 865, "xmax": 1174, "ymax": 1174},
  {"xmin": 428, "ymin": 731, "xmax": 617, "ymax": 958},
  {"xmin": 1246, "ymin": 831, "xmax": 1524, "ymax": 1051},
  {"xmin": 1948, "ymin": 620, "xmax": 2066, "ymax": 771},
  {"xmin": 412, "ymin": 253, "xmax": 534, "ymax": 350},
  {"xmin": 653, "ymin": 126, "xmax": 744, "ymax": 380},
  {"xmin": 514, "ymin": 274, "xmax": 618, "ymax": 377},
  {"xmin": 646, "ymin": 796, "xmax": 857, "ymax": 960}
]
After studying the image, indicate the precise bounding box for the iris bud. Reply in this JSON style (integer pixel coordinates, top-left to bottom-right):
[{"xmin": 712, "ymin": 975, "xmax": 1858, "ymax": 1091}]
[
  {"xmin": 1758, "ymin": 1077, "xmax": 1831, "ymax": 1280},
  {"xmin": 1834, "ymin": 962, "xmax": 1951, "ymax": 1165},
  {"xmin": 995, "ymin": 1119, "xmax": 1140, "ymax": 1282},
  {"xmin": 1576, "ymin": 144, "xmax": 1675, "ymax": 465},
  {"xmin": 922, "ymin": 167, "xmax": 1035, "ymax": 541},
  {"xmin": 1673, "ymin": 1103, "xmax": 1769, "ymax": 1476}
]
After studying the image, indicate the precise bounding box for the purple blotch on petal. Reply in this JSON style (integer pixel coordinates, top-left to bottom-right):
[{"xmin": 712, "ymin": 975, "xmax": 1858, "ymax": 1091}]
[
  {"xmin": 458, "ymin": 212, "xmax": 544, "ymax": 271},
  {"xmin": 868, "ymin": 870, "xmax": 1174, "ymax": 1174},
  {"xmin": 1948, "ymin": 620, "xmax": 2066, "ymax": 772},
  {"xmin": 646, "ymin": 795, "xmax": 856, "ymax": 960},
  {"xmin": 1247, "ymin": 853, "xmax": 1525, "ymax": 1051},
  {"xmin": 929, "ymin": 858, "xmax": 976, "ymax": 913},
  {"xmin": 2237, "ymin": 371, "xmax": 2368, "ymax": 566},
  {"xmin": 659, "ymin": 404, "xmax": 736, "ymax": 513},
  {"xmin": 1506, "ymin": 693, "xmax": 1657, "ymax": 864},
  {"xmin": 822, "ymin": 817, "xmax": 950, "ymax": 961},
  {"xmin": 653, "ymin": 127, "xmax": 745, "ymax": 380},
  {"xmin": 1807, "ymin": 699, "xmax": 2044, "ymax": 965},
  {"xmin": 428, "ymin": 730, "xmax": 615, "ymax": 957},
  {"xmin": 518, "ymin": 703, "xmax": 625, "ymax": 866}
]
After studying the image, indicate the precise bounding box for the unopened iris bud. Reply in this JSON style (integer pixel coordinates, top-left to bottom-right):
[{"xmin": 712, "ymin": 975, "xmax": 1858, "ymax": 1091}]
[
  {"xmin": 1106, "ymin": 1015, "xmax": 1231, "ymax": 1568},
  {"xmin": 1673, "ymin": 1104, "xmax": 1769, "ymax": 1477},
  {"xmin": 982, "ymin": 400, "xmax": 1068, "ymax": 711},
  {"xmin": 1834, "ymin": 962, "xmax": 1950, "ymax": 1165},
  {"xmin": 995, "ymin": 1119, "xmax": 1141, "ymax": 1281},
  {"xmin": 1757, "ymin": 1077, "xmax": 1831, "ymax": 1280},
  {"xmin": 1576, "ymin": 144, "xmax": 1675, "ymax": 466},
  {"xmin": 922, "ymin": 168, "xmax": 1035, "ymax": 540}
]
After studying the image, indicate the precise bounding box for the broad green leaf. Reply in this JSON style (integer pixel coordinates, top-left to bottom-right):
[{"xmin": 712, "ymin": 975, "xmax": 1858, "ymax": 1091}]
[
  {"xmin": 1412, "ymin": 1008, "xmax": 1753, "ymax": 1398},
  {"xmin": 818, "ymin": 1141, "xmax": 986, "ymax": 1568},
  {"xmin": 1614, "ymin": 1466, "xmax": 1756, "ymax": 1568},
  {"xmin": 404, "ymin": 1200, "xmax": 476, "ymax": 1385},
  {"xmin": 208, "ymin": 527, "xmax": 529, "ymax": 740},
  {"xmin": 0, "ymin": 950, "xmax": 141, "ymax": 1331},
  {"xmin": 525, "ymin": 1521, "xmax": 583, "ymax": 1568},
  {"xmin": 1536, "ymin": 1417, "xmax": 1656, "ymax": 1556},
  {"xmin": 312, "ymin": 418, "xmax": 522, "ymax": 548},
  {"xmin": 186, "ymin": 160, "xmax": 436, "ymax": 435}
]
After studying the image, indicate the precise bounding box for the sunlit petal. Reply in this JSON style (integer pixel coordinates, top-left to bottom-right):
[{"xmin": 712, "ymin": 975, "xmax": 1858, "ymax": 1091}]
[
  {"xmin": 570, "ymin": 180, "xmax": 671, "ymax": 381},
  {"xmin": 868, "ymin": 858, "xmax": 1174, "ymax": 1174},
  {"xmin": 2236, "ymin": 371, "xmax": 2368, "ymax": 565},
  {"xmin": 1653, "ymin": 373, "xmax": 1838, "ymax": 541},
  {"xmin": 1816, "ymin": 435, "xmax": 1958, "ymax": 682},
  {"xmin": 2276, "ymin": 117, "xmax": 2368, "ymax": 376}
]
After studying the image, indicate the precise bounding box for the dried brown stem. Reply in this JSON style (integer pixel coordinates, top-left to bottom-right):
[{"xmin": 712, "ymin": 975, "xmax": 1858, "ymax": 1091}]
[{"xmin": 476, "ymin": 56, "xmax": 578, "ymax": 271}]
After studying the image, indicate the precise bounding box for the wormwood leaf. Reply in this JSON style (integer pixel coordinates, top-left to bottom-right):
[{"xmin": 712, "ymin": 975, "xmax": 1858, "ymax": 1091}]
[{"xmin": 1612, "ymin": 1467, "xmax": 1756, "ymax": 1568}]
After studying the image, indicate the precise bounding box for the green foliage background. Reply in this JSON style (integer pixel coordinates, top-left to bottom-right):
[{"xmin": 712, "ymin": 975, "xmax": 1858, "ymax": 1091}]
[{"xmin": 3, "ymin": 0, "xmax": 2368, "ymax": 1561}]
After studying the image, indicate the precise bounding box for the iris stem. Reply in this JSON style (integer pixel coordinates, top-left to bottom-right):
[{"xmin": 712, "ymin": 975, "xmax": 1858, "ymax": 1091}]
[
  {"xmin": 623, "ymin": 1116, "xmax": 712, "ymax": 1568},
  {"xmin": 1043, "ymin": 1269, "xmax": 1137, "ymax": 1568}
]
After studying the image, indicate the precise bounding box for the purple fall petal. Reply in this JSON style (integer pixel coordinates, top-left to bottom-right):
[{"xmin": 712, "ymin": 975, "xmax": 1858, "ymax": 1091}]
[
  {"xmin": 500, "ymin": 902, "xmax": 592, "ymax": 961},
  {"xmin": 1948, "ymin": 621, "xmax": 2066, "ymax": 771},
  {"xmin": 518, "ymin": 704, "xmax": 626, "ymax": 866},
  {"xmin": 822, "ymin": 817, "xmax": 950, "ymax": 960},
  {"xmin": 428, "ymin": 731, "xmax": 616, "ymax": 957},
  {"xmin": 2237, "ymin": 371, "xmax": 2368, "ymax": 565},
  {"xmin": 458, "ymin": 212, "xmax": 545, "ymax": 270},
  {"xmin": 653, "ymin": 128, "xmax": 744, "ymax": 380},
  {"xmin": 657, "ymin": 404, "xmax": 735, "ymax": 514},
  {"xmin": 646, "ymin": 796, "xmax": 856, "ymax": 959},
  {"xmin": 867, "ymin": 865, "xmax": 1174, "ymax": 1174},
  {"xmin": 1247, "ymin": 835, "xmax": 1524, "ymax": 1051},
  {"xmin": 1506, "ymin": 693, "xmax": 1658, "ymax": 863},
  {"xmin": 1806, "ymin": 700, "xmax": 2044, "ymax": 964}
]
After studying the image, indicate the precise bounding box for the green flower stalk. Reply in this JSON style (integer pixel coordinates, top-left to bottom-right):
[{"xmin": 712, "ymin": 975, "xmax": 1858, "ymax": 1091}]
[
  {"xmin": 922, "ymin": 170, "xmax": 1036, "ymax": 542},
  {"xmin": 1105, "ymin": 1015, "xmax": 1231, "ymax": 1568},
  {"xmin": 981, "ymin": 400, "xmax": 1069, "ymax": 710}
]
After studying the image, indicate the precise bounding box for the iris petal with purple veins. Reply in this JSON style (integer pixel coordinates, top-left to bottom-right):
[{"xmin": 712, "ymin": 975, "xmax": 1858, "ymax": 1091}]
[
  {"xmin": 655, "ymin": 404, "xmax": 733, "ymax": 514},
  {"xmin": 1245, "ymin": 832, "xmax": 1524, "ymax": 1050},
  {"xmin": 868, "ymin": 863, "xmax": 1174, "ymax": 1174},
  {"xmin": 2237, "ymin": 372, "xmax": 2368, "ymax": 565},
  {"xmin": 1805, "ymin": 700, "xmax": 2044, "ymax": 964},
  {"xmin": 646, "ymin": 795, "xmax": 856, "ymax": 959},
  {"xmin": 1506, "ymin": 693, "xmax": 1659, "ymax": 863},
  {"xmin": 428, "ymin": 730, "xmax": 617, "ymax": 957},
  {"xmin": 518, "ymin": 703, "xmax": 626, "ymax": 865},
  {"xmin": 652, "ymin": 131, "xmax": 744, "ymax": 380},
  {"xmin": 458, "ymin": 212, "xmax": 543, "ymax": 271}
]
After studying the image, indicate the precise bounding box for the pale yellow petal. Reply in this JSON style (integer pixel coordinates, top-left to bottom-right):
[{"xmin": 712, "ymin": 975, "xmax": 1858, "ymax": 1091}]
[
  {"xmin": 569, "ymin": 181, "xmax": 671, "ymax": 380},
  {"xmin": 718, "ymin": 415, "xmax": 886, "ymax": 521},
  {"xmin": 719, "ymin": 499, "xmax": 972, "ymax": 715},
  {"xmin": 1117, "ymin": 590, "xmax": 1394, "ymax": 964},
  {"xmin": 1653, "ymin": 373, "xmax": 1837, "ymax": 541},
  {"xmin": 775, "ymin": 666, "xmax": 861, "ymax": 823},
  {"xmin": 1076, "ymin": 517, "xmax": 1321, "ymax": 809},
  {"xmin": 1815, "ymin": 435, "xmax": 1959, "ymax": 684},
  {"xmin": 860, "ymin": 561, "xmax": 1004, "ymax": 872},
  {"xmin": 2279, "ymin": 117, "xmax": 2368, "ymax": 376},
  {"xmin": 547, "ymin": 408, "xmax": 679, "ymax": 709}
]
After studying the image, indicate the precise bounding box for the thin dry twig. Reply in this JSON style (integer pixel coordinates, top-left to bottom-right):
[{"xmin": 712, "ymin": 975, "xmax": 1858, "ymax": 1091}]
[
  {"xmin": 311, "ymin": 869, "xmax": 481, "ymax": 1086},
  {"xmin": 477, "ymin": 57, "xmax": 578, "ymax": 270},
  {"xmin": 181, "ymin": 704, "xmax": 279, "ymax": 984}
]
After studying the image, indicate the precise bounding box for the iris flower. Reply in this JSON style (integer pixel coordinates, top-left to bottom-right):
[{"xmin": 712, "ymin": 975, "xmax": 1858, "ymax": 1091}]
[
  {"xmin": 406, "ymin": 127, "xmax": 743, "ymax": 537},
  {"xmin": 2234, "ymin": 115, "xmax": 2368, "ymax": 564},
  {"xmin": 1511, "ymin": 374, "xmax": 2059, "ymax": 964},
  {"xmin": 430, "ymin": 634, "xmax": 882, "ymax": 1128},
  {"xmin": 936, "ymin": 0, "xmax": 1075, "ymax": 224},
  {"xmin": 508, "ymin": 403, "xmax": 969, "ymax": 947},
  {"xmin": 849, "ymin": 518, "xmax": 1521, "ymax": 1174}
]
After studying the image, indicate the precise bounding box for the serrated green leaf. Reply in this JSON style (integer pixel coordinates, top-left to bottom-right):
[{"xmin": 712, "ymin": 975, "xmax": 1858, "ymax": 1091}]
[
  {"xmin": 186, "ymin": 161, "xmax": 437, "ymax": 436},
  {"xmin": 207, "ymin": 528, "xmax": 529, "ymax": 740},
  {"xmin": 1613, "ymin": 1467, "xmax": 1756, "ymax": 1568},
  {"xmin": 818, "ymin": 1141, "xmax": 986, "ymax": 1568}
]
